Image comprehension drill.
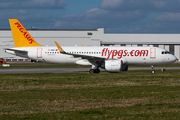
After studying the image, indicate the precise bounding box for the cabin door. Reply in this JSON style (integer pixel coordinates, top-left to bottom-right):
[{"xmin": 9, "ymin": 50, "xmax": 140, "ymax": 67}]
[
  {"xmin": 150, "ymin": 48, "xmax": 156, "ymax": 59},
  {"xmin": 37, "ymin": 48, "xmax": 43, "ymax": 58}
]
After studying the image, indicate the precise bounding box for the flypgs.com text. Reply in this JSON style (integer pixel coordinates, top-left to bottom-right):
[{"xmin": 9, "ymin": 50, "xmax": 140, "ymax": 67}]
[
  {"xmin": 14, "ymin": 22, "xmax": 34, "ymax": 44},
  {"xmin": 101, "ymin": 48, "xmax": 149, "ymax": 59}
]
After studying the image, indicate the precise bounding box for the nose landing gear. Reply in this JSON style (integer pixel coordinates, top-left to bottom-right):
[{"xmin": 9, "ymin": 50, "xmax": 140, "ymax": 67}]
[{"xmin": 151, "ymin": 65, "xmax": 155, "ymax": 73}]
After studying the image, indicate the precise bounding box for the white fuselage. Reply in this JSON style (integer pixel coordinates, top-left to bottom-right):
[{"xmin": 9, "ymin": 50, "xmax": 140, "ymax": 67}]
[{"xmin": 8, "ymin": 46, "xmax": 177, "ymax": 66}]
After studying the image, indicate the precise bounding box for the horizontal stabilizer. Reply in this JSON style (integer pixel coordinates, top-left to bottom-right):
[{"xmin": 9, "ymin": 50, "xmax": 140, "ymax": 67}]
[{"xmin": 5, "ymin": 48, "xmax": 28, "ymax": 58}]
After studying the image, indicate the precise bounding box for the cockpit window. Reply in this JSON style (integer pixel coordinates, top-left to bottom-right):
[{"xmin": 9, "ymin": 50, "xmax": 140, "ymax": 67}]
[{"xmin": 162, "ymin": 51, "xmax": 170, "ymax": 54}]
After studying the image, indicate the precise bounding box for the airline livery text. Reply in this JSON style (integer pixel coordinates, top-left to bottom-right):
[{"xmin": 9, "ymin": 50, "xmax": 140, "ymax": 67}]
[
  {"xmin": 102, "ymin": 48, "xmax": 148, "ymax": 59},
  {"xmin": 14, "ymin": 22, "xmax": 34, "ymax": 44}
]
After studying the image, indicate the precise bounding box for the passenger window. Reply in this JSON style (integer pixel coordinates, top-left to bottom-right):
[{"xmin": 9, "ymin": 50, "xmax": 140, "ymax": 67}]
[{"xmin": 87, "ymin": 32, "xmax": 93, "ymax": 35}]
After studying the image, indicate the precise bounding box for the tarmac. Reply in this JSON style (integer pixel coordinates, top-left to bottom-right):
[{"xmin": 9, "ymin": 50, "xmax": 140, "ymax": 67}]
[{"xmin": 0, "ymin": 67, "xmax": 180, "ymax": 74}]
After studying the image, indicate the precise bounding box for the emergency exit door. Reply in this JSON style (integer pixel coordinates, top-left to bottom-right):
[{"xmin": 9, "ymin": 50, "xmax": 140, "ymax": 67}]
[
  {"xmin": 37, "ymin": 48, "xmax": 42, "ymax": 58},
  {"xmin": 150, "ymin": 48, "xmax": 156, "ymax": 58}
]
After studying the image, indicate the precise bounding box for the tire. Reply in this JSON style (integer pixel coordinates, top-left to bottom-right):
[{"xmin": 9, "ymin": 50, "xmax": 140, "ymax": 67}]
[
  {"xmin": 94, "ymin": 69, "xmax": 100, "ymax": 73},
  {"xmin": 89, "ymin": 69, "xmax": 94, "ymax": 73}
]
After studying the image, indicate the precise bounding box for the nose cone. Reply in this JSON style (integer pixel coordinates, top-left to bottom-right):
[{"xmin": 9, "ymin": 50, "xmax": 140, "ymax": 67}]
[{"xmin": 170, "ymin": 55, "xmax": 177, "ymax": 63}]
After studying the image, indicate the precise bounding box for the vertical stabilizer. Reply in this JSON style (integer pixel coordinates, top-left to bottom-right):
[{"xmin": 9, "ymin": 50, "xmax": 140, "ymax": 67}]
[{"xmin": 9, "ymin": 19, "xmax": 42, "ymax": 47}]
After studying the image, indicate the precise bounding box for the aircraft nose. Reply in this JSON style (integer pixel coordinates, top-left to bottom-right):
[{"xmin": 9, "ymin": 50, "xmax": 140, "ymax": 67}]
[{"xmin": 171, "ymin": 55, "xmax": 177, "ymax": 63}]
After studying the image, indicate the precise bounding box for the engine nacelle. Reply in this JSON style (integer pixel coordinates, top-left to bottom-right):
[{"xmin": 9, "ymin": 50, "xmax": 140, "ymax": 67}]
[{"xmin": 105, "ymin": 60, "xmax": 122, "ymax": 72}]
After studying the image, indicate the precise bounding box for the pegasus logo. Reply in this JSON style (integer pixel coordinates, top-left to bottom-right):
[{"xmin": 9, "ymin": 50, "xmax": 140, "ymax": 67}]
[{"xmin": 14, "ymin": 22, "xmax": 34, "ymax": 44}]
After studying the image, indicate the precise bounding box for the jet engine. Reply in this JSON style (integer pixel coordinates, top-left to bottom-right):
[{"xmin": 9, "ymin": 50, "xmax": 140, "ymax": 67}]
[{"xmin": 105, "ymin": 60, "xmax": 122, "ymax": 72}]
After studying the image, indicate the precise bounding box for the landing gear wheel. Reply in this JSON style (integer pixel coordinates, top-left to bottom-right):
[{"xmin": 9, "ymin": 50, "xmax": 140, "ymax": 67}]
[
  {"xmin": 89, "ymin": 69, "xmax": 100, "ymax": 73},
  {"xmin": 151, "ymin": 65, "xmax": 155, "ymax": 74},
  {"xmin": 94, "ymin": 69, "xmax": 100, "ymax": 73},
  {"xmin": 89, "ymin": 69, "xmax": 94, "ymax": 73}
]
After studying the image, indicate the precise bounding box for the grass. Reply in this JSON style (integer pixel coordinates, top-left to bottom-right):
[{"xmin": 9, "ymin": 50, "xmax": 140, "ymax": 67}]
[{"xmin": 0, "ymin": 70, "xmax": 180, "ymax": 119}]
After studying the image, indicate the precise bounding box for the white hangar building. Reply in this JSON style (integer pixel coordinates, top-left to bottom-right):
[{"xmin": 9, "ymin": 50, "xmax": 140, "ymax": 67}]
[{"xmin": 0, "ymin": 28, "xmax": 180, "ymax": 62}]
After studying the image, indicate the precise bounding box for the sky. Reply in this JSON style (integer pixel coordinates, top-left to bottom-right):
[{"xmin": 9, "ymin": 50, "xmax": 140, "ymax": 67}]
[{"xmin": 1, "ymin": 0, "xmax": 180, "ymax": 33}]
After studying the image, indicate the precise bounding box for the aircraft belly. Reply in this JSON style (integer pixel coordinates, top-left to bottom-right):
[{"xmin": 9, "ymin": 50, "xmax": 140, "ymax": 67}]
[
  {"xmin": 67, "ymin": 57, "xmax": 81, "ymax": 65},
  {"xmin": 126, "ymin": 57, "xmax": 162, "ymax": 65},
  {"xmin": 127, "ymin": 57, "xmax": 149, "ymax": 65},
  {"xmin": 43, "ymin": 54, "xmax": 78, "ymax": 64}
]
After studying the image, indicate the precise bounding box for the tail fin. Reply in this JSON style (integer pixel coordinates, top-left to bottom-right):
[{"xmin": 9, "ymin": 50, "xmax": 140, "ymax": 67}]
[{"xmin": 9, "ymin": 19, "xmax": 42, "ymax": 47}]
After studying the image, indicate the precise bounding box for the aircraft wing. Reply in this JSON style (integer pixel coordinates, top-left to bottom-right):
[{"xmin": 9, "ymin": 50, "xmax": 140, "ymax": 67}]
[
  {"xmin": 68, "ymin": 52, "xmax": 105, "ymax": 61},
  {"xmin": 54, "ymin": 41, "xmax": 106, "ymax": 65}
]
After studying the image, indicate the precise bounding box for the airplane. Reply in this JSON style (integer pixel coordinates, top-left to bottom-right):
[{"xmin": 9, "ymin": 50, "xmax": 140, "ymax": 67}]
[{"xmin": 5, "ymin": 19, "xmax": 177, "ymax": 73}]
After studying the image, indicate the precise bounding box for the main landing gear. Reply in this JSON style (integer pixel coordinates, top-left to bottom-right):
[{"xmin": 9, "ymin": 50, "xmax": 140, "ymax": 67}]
[
  {"xmin": 89, "ymin": 68, "xmax": 100, "ymax": 73},
  {"xmin": 151, "ymin": 65, "xmax": 155, "ymax": 73},
  {"xmin": 89, "ymin": 64, "xmax": 101, "ymax": 73}
]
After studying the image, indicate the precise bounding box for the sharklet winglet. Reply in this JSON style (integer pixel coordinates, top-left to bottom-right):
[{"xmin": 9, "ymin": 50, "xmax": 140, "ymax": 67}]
[{"xmin": 54, "ymin": 41, "xmax": 65, "ymax": 53}]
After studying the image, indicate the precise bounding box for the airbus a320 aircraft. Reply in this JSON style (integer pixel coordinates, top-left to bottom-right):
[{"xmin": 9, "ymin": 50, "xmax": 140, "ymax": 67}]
[{"xmin": 5, "ymin": 19, "xmax": 177, "ymax": 73}]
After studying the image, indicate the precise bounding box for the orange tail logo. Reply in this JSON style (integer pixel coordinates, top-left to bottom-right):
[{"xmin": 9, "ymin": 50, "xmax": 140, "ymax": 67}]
[
  {"xmin": 14, "ymin": 22, "xmax": 34, "ymax": 44},
  {"xmin": 9, "ymin": 19, "xmax": 42, "ymax": 47}
]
